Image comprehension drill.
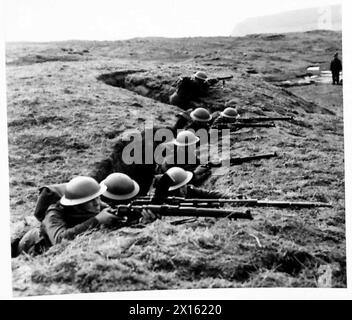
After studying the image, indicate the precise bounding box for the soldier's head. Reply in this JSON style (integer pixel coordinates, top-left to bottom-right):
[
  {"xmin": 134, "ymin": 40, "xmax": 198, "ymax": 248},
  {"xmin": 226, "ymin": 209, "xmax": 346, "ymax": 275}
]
[
  {"xmin": 190, "ymin": 107, "xmax": 212, "ymax": 128},
  {"xmin": 193, "ymin": 71, "xmax": 207, "ymax": 84},
  {"xmin": 100, "ymin": 173, "xmax": 140, "ymax": 206},
  {"xmin": 220, "ymin": 107, "xmax": 239, "ymax": 119},
  {"xmin": 334, "ymin": 52, "xmax": 339, "ymax": 58},
  {"xmin": 60, "ymin": 176, "xmax": 106, "ymax": 215},
  {"xmin": 172, "ymin": 130, "xmax": 200, "ymax": 148},
  {"xmin": 165, "ymin": 167, "xmax": 193, "ymax": 197}
]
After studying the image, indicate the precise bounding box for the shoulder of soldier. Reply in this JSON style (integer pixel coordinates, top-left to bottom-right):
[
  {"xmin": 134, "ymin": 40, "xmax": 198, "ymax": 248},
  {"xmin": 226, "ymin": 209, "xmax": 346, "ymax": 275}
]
[
  {"xmin": 187, "ymin": 185, "xmax": 226, "ymax": 199},
  {"xmin": 42, "ymin": 202, "xmax": 67, "ymax": 224},
  {"xmin": 186, "ymin": 185, "xmax": 206, "ymax": 194},
  {"xmin": 177, "ymin": 76, "xmax": 191, "ymax": 84},
  {"xmin": 176, "ymin": 108, "xmax": 192, "ymax": 118},
  {"xmin": 46, "ymin": 201, "xmax": 65, "ymax": 215},
  {"xmin": 211, "ymin": 111, "xmax": 221, "ymax": 119}
]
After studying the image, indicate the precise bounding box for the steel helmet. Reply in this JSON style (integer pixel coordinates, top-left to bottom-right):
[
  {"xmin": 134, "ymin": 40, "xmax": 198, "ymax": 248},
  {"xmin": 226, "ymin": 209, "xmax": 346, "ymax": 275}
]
[
  {"xmin": 194, "ymin": 71, "xmax": 207, "ymax": 81},
  {"xmin": 220, "ymin": 107, "xmax": 239, "ymax": 118},
  {"xmin": 166, "ymin": 167, "xmax": 193, "ymax": 191},
  {"xmin": 190, "ymin": 108, "xmax": 212, "ymax": 122},
  {"xmin": 101, "ymin": 173, "xmax": 140, "ymax": 200},
  {"xmin": 60, "ymin": 176, "xmax": 106, "ymax": 206},
  {"xmin": 173, "ymin": 130, "xmax": 200, "ymax": 147}
]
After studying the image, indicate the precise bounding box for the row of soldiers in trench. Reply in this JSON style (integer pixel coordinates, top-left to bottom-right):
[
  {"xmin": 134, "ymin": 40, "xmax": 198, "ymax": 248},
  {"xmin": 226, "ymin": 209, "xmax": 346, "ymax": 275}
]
[
  {"xmin": 12, "ymin": 97, "xmax": 239, "ymax": 257},
  {"xmin": 12, "ymin": 71, "xmax": 331, "ymax": 257}
]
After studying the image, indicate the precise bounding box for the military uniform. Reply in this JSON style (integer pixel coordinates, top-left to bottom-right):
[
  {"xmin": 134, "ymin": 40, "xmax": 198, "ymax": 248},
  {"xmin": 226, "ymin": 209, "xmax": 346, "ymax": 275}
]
[
  {"xmin": 172, "ymin": 108, "xmax": 212, "ymax": 132},
  {"xmin": 157, "ymin": 149, "xmax": 212, "ymax": 187},
  {"xmin": 210, "ymin": 111, "xmax": 237, "ymax": 128},
  {"xmin": 169, "ymin": 77, "xmax": 209, "ymax": 109},
  {"xmin": 157, "ymin": 147, "xmax": 201, "ymax": 174},
  {"xmin": 42, "ymin": 202, "xmax": 107, "ymax": 245},
  {"xmin": 172, "ymin": 108, "xmax": 193, "ymax": 131},
  {"xmin": 183, "ymin": 185, "xmax": 228, "ymax": 199},
  {"xmin": 330, "ymin": 56, "xmax": 342, "ymax": 85},
  {"xmin": 152, "ymin": 175, "xmax": 228, "ymax": 200},
  {"xmin": 17, "ymin": 201, "xmax": 108, "ymax": 256}
]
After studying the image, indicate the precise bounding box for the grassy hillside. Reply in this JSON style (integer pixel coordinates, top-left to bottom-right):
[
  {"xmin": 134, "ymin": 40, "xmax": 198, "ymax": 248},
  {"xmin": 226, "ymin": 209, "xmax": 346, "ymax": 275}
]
[{"xmin": 7, "ymin": 31, "xmax": 344, "ymax": 296}]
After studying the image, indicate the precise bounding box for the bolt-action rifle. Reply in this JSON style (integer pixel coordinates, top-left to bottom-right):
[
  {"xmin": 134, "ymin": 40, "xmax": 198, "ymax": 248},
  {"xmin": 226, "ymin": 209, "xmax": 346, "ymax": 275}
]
[
  {"xmin": 129, "ymin": 196, "xmax": 332, "ymax": 209},
  {"xmin": 206, "ymin": 75, "xmax": 233, "ymax": 86},
  {"xmin": 235, "ymin": 116, "xmax": 294, "ymax": 123},
  {"xmin": 205, "ymin": 152, "xmax": 278, "ymax": 168},
  {"xmin": 212, "ymin": 122, "xmax": 276, "ymax": 131},
  {"xmin": 130, "ymin": 195, "xmax": 243, "ymax": 206},
  {"xmin": 111, "ymin": 204, "xmax": 253, "ymax": 220}
]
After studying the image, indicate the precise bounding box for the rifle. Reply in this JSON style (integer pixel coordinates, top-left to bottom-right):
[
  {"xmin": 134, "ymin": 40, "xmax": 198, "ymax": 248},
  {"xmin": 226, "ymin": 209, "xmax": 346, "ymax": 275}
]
[
  {"xmin": 206, "ymin": 75, "xmax": 233, "ymax": 85},
  {"xmin": 129, "ymin": 197, "xmax": 332, "ymax": 209},
  {"xmin": 206, "ymin": 152, "xmax": 278, "ymax": 168},
  {"xmin": 212, "ymin": 122, "xmax": 276, "ymax": 131},
  {"xmin": 233, "ymin": 199, "xmax": 333, "ymax": 208},
  {"xmin": 111, "ymin": 204, "xmax": 253, "ymax": 220},
  {"xmin": 236, "ymin": 116, "xmax": 294, "ymax": 123},
  {"xmin": 221, "ymin": 116, "xmax": 294, "ymax": 124},
  {"xmin": 130, "ymin": 195, "xmax": 243, "ymax": 207}
]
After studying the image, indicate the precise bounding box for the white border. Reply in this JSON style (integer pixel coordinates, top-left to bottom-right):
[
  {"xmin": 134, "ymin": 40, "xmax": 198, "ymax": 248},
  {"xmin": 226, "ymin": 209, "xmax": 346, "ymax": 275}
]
[{"xmin": 1, "ymin": 0, "xmax": 351, "ymax": 300}]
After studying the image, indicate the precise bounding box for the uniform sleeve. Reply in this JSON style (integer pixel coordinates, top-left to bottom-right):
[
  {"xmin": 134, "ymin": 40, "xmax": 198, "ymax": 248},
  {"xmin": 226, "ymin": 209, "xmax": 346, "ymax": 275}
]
[
  {"xmin": 173, "ymin": 115, "xmax": 190, "ymax": 131},
  {"xmin": 42, "ymin": 209, "xmax": 100, "ymax": 245},
  {"xmin": 186, "ymin": 185, "xmax": 227, "ymax": 199},
  {"xmin": 210, "ymin": 111, "xmax": 222, "ymax": 127}
]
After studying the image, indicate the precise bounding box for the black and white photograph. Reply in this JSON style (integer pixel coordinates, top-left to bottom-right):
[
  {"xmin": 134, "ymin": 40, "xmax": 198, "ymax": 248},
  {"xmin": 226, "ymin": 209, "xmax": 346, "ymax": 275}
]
[{"xmin": 1, "ymin": 0, "xmax": 350, "ymax": 299}]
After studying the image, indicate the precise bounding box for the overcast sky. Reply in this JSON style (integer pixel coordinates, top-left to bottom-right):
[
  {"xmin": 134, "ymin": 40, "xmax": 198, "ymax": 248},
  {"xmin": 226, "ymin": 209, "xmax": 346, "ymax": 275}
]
[{"xmin": 2, "ymin": 0, "xmax": 343, "ymax": 41}]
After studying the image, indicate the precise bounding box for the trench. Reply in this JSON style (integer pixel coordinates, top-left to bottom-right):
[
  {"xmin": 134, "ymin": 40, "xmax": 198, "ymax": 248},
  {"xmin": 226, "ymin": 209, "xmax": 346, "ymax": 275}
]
[{"xmin": 97, "ymin": 69, "xmax": 173, "ymax": 106}]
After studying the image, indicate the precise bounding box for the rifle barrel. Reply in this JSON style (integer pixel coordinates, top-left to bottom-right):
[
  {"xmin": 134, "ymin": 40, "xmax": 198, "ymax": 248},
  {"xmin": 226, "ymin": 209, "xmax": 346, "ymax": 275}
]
[
  {"xmin": 236, "ymin": 116, "xmax": 294, "ymax": 123},
  {"xmin": 217, "ymin": 75, "xmax": 233, "ymax": 80},
  {"xmin": 235, "ymin": 123, "xmax": 276, "ymax": 127},
  {"xmin": 255, "ymin": 200, "xmax": 333, "ymax": 208},
  {"xmin": 168, "ymin": 199, "xmax": 332, "ymax": 208},
  {"xmin": 216, "ymin": 123, "xmax": 276, "ymax": 129},
  {"xmin": 115, "ymin": 204, "xmax": 253, "ymax": 220},
  {"xmin": 230, "ymin": 152, "xmax": 277, "ymax": 165},
  {"xmin": 211, "ymin": 199, "xmax": 332, "ymax": 208}
]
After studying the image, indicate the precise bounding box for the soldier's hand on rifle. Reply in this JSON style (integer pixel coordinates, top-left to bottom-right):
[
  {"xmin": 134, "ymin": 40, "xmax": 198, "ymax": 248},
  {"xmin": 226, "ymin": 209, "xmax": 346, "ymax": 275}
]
[
  {"xmin": 191, "ymin": 165, "xmax": 212, "ymax": 185},
  {"xmin": 139, "ymin": 209, "xmax": 160, "ymax": 225},
  {"xmin": 194, "ymin": 164, "xmax": 212, "ymax": 177},
  {"xmin": 205, "ymin": 78, "xmax": 218, "ymax": 86},
  {"xmin": 95, "ymin": 207, "xmax": 122, "ymax": 226}
]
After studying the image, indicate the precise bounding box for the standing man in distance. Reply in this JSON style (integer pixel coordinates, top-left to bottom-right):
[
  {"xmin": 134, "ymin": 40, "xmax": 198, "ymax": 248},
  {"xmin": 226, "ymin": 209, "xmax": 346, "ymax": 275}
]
[{"xmin": 330, "ymin": 52, "xmax": 342, "ymax": 85}]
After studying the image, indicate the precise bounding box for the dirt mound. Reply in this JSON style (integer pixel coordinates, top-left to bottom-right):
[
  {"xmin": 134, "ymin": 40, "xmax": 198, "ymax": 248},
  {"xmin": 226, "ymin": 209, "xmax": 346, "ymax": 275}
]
[
  {"xmin": 11, "ymin": 217, "xmax": 346, "ymax": 295},
  {"xmin": 248, "ymin": 34, "xmax": 286, "ymax": 41},
  {"xmin": 97, "ymin": 66, "xmax": 329, "ymax": 117},
  {"xmin": 96, "ymin": 69, "xmax": 146, "ymax": 88}
]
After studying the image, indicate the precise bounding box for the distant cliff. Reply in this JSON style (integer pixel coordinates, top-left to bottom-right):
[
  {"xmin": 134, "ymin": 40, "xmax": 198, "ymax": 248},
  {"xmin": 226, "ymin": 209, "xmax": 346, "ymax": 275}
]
[{"xmin": 231, "ymin": 4, "xmax": 341, "ymax": 36}]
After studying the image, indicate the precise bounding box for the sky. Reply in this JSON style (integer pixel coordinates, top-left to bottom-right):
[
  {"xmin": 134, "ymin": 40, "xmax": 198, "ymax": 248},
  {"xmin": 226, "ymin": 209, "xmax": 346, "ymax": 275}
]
[{"xmin": 1, "ymin": 0, "xmax": 343, "ymax": 41}]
